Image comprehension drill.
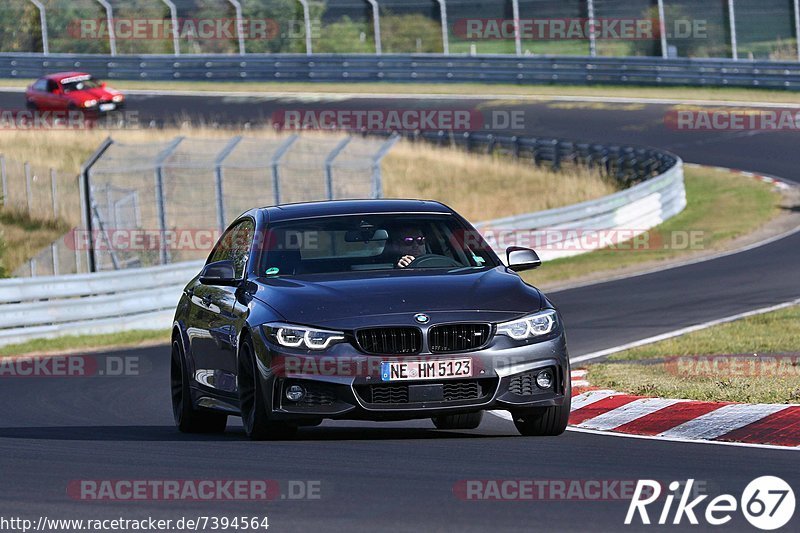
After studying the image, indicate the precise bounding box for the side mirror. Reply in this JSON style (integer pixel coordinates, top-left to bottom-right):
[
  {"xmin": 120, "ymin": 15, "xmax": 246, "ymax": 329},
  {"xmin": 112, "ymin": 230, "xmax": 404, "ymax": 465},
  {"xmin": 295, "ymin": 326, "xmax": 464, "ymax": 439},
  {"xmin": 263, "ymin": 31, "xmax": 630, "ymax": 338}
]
[
  {"xmin": 101, "ymin": 82, "xmax": 107, "ymax": 88},
  {"xmin": 199, "ymin": 260, "xmax": 239, "ymax": 286},
  {"xmin": 52, "ymin": 88, "xmax": 62, "ymax": 95},
  {"xmin": 506, "ymin": 246, "xmax": 541, "ymax": 272}
]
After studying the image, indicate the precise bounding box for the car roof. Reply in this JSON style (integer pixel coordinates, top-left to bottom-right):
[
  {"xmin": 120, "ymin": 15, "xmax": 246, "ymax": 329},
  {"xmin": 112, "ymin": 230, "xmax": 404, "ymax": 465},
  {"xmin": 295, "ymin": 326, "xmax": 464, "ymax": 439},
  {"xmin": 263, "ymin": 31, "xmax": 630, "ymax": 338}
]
[
  {"xmin": 260, "ymin": 199, "xmax": 453, "ymax": 223},
  {"xmin": 42, "ymin": 72, "xmax": 92, "ymax": 82}
]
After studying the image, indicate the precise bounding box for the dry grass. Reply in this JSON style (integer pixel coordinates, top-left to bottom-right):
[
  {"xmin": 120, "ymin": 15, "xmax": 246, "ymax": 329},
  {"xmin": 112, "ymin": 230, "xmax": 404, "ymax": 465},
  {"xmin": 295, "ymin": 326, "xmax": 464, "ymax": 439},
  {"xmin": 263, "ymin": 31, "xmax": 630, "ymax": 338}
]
[{"xmin": 382, "ymin": 142, "xmax": 618, "ymax": 222}]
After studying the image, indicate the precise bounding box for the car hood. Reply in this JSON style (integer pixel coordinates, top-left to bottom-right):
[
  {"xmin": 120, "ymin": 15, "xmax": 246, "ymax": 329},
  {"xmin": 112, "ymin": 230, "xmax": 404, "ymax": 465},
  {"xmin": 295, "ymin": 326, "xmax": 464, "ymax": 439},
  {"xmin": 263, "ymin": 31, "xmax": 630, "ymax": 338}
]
[
  {"xmin": 252, "ymin": 266, "xmax": 542, "ymax": 329},
  {"xmin": 67, "ymin": 87, "xmax": 116, "ymax": 101}
]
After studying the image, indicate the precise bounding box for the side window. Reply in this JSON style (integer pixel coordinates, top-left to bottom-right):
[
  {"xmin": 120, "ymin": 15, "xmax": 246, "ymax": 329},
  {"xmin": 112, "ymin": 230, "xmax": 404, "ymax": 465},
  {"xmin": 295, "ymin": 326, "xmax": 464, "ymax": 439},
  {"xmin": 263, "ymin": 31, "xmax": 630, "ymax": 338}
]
[
  {"xmin": 231, "ymin": 220, "xmax": 254, "ymax": 278},
  {"xmin": 33, "ymin": 79, "xmax": 47, "ymax": 92},
  {"xmin": 206, "ymin": 219, "xmax": 255, "ymax": 279}
]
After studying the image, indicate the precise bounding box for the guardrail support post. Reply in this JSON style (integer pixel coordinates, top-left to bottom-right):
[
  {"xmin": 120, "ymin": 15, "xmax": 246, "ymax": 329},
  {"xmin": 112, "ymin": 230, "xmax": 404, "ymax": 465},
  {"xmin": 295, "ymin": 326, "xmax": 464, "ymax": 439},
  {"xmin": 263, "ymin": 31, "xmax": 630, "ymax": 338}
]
[
  {"xmin": 153, "ymin": 137, "xmax": 184, "ymax": 265},
  {"xmin": 24, "ymin": 162, "xmax": 32, "ymax": 216},
  {"xmin": 366, "ymin": 0, "xmax": 382, "ymax": 55},
  {"xmin": 95, "ymin": 0, "xmax": 117, "ymax": 56},
  {"xmin": 226, "ymin": 0, "xmax": 246, "ymax": 55},
  {"xmin": 80, "ymin": 137, "xmax": 115, "ymax": 273},
  {"xmin": 297, "ymin": 0, "xmax": 313, "ymax": 55},
  {"xmin": 324, "ymin": 138, "xmax": 352, "ymax": 200},
  {"xmin": 435, "ymin": 0, "xmax": 449, "ymax": 54},
  {"xmin": 728, "ymin": 0, "xmax": 738, "ymax": 60},
  {"xmin": 794, "ymin": 0, "xmax": 800, "ymax": 60},
  {"xmin": 587, "ymin": 0, "xmax": 597, "ymax": 57},
  {"xmin": 0, "ymin": 155, "xmax": 7, "ymax": 206},
  {"xmin": 657, "ymin": 0, "xmax": 668, "ymax": 58},
  {"xmin": 50, "ymin": 168, "xmax": 58, "ymax": 219},
  {"xmin": 160, "ymin": 0, "xmax": 181, "ymax": 56},
  {"xmin": 371, "ymin": 134, "xmax": 400, "ymax": 198},
  {"xmin": 29, "ymin": 1, "xmax": 49, "ymax": 55},
  {"xmin": 511, "ymin": 0, "xmax": 522, "ymax": 56},
  {"xmin": 270, "ymin": 134, "xmax": 299, "ymax": 206},
  {"xmin": 213, "ymin": 136, "xmax": 243, "ymax": 232},
  {"xmin": 51, "ymin": 242, "xmax": 59, "ymax": 276}
]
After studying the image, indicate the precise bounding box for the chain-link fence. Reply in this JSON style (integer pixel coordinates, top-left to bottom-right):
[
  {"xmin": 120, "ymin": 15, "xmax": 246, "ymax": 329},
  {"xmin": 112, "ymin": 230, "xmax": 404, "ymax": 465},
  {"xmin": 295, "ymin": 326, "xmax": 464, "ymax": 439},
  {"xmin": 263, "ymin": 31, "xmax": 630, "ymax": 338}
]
[
  {"xmin": 83, "ymin": 132, "xmax": 398, "ymax": 271},
  {"xmin": 3, "ymin": 1, "xmax": 799, "ymax": 61}
]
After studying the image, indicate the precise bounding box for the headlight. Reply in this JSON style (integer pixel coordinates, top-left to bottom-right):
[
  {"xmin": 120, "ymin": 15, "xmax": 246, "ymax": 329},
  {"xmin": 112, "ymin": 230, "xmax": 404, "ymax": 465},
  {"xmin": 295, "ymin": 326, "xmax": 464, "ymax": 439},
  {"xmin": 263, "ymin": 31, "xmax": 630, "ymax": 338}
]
[
  {"xmin": 112, "ymin": 95, "xmax": 124, "ymax": 103},
  {"xmin": 496, "ymin": 309, "xmax": 557, "ymax": 340},
  {"xmin": 83, "ymin": 99, "xmax": 98, "ymax": 108},
  {"xmin": 263, "ymin": 323, "xmax": 345, "ymax": 350}
]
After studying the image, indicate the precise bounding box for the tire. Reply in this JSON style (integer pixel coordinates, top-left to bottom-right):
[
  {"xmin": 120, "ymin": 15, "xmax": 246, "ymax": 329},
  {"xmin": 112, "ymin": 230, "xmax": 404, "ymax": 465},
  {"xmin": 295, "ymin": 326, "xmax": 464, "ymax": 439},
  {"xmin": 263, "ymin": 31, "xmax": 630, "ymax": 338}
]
[
  {"xmin": 432, "ymin": 411, "xmax": 483, "ymax": 430},
  {"xmin": 237, "ymin": 335, "xmax": 297, "ymax": 441},
  {"xmin": 513, "ymin": 375, "xmax": 571, "ymax": 437},
  {"xmin": 171, "ymin": 339, "xmax": 228, "ymax": 433},
  {"xmin": 25, "ymin": 100, "xmax": 37, "ymax": 111}
]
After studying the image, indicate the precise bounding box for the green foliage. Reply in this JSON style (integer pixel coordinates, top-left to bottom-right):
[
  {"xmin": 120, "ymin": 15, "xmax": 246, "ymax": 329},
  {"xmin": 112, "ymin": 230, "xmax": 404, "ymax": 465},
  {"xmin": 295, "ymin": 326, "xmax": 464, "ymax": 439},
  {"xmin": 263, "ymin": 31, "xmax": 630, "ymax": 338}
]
[{"xmin": 380, "ymin": 13, "xmax": 442, "ymax": 53}]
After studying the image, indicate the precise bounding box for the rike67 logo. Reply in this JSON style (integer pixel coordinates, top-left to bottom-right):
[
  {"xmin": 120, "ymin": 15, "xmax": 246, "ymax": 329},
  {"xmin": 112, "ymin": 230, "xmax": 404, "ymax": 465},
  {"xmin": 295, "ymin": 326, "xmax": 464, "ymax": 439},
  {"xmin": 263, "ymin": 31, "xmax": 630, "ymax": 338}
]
[{"xmin": 626, "ymin": 477, "xmax": 795, "ymax": 530}]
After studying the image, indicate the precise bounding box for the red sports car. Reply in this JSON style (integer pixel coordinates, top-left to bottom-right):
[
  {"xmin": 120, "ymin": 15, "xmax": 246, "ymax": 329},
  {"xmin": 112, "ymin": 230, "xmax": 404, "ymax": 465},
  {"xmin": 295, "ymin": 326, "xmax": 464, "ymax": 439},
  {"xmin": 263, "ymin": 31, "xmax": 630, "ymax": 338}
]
[{"xmin": 25, "ymin": 72, "xmax": 125, "ymax": 113}]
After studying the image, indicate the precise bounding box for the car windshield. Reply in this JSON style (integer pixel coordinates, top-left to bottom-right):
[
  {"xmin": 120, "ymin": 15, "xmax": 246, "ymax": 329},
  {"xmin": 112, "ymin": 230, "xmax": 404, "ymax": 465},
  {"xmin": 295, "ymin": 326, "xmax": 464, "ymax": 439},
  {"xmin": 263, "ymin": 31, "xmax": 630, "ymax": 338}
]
[
  {"xmin": 61, "ymin": 77, "xmax": 102, "ymax": 93},
  {"xmin": 258, "ymin": 214, "xmax": 498, "ymax": 277}
]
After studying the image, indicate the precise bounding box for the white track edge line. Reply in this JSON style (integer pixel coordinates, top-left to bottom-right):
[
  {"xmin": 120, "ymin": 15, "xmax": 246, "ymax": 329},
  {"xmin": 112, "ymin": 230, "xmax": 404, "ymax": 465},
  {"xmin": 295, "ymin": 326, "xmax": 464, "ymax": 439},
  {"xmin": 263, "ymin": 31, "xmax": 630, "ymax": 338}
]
[{"xmin": 571, "ymin": 298, "xmax": 800, "ymax": 363}]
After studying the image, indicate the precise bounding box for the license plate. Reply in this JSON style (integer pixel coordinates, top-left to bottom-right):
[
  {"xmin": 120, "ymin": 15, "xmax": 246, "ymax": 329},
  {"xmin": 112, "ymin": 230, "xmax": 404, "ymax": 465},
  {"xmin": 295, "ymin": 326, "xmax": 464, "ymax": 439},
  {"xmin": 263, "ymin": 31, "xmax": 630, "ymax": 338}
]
[
  {"xmin": 381, "ymin": 359, "xmax": 472, "ymax": 381},
  {"xmin": 99, "ymin": 103, "xmax": 116, "ymax": 112}
]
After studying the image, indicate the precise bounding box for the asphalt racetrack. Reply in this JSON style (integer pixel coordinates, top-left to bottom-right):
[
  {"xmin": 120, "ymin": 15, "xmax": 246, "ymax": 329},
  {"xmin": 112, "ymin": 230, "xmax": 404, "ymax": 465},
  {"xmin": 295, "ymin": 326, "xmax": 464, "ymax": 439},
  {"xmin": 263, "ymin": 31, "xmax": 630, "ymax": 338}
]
[{"xmin": 0, "ymin": 89, "xmax": 798, "ymax": 531}]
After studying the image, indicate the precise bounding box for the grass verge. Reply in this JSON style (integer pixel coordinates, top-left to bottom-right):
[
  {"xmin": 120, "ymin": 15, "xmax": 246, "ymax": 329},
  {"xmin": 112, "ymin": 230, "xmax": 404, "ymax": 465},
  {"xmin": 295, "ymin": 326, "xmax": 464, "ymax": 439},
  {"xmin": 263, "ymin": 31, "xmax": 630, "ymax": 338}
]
[
  {"xmin": 587, "ymin": 305, "xmax": 800, "ymax": 404},
  {"xmin": 0, "ymin": 208, "xmax": 69, "ymax": 275},
  {"xmin": 3, "ymin": 79, "xmax": 799, "ymax": 104},
  {"xmin": 522, "ymin": 166, "xmax": 781, "ymax": 288},
  {"xmin": 0, "ymin": 329, "xmax": 171, "ymax": 358}
]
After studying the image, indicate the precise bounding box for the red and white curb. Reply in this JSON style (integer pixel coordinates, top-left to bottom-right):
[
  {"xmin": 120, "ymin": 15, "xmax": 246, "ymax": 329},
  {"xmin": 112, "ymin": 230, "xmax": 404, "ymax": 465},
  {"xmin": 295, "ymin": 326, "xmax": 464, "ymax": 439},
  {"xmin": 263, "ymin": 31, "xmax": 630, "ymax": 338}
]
[
  {"xmin": 566, "ymin": 370, "xmax": 800, "ymax": 448},
  {"xmin": 686, "ymin": 163, "xmax": 794, "ymax": 191}
]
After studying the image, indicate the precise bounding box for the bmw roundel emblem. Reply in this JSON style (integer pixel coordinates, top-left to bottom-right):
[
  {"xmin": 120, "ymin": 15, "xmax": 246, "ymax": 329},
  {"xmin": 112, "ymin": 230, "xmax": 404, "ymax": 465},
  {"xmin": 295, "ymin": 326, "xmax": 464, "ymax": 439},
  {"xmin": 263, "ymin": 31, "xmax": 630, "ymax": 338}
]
[{"xmin": 414, "ymin": 313, "xmax": 430, "ymax": 324}]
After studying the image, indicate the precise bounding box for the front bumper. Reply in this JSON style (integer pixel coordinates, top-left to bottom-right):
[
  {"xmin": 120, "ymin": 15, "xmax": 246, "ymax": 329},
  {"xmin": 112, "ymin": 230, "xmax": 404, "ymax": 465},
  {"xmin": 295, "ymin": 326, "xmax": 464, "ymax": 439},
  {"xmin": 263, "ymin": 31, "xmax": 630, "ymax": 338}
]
[{"xmin": 253, "ymin": 328, "xmax": 570, "ymax": 422}]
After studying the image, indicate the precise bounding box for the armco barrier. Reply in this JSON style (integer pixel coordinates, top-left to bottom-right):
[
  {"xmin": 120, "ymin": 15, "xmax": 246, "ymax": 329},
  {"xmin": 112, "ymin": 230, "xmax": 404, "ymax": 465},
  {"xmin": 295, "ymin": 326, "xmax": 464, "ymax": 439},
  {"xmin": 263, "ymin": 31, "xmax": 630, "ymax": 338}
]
[
  {"xmin": 0, "ymin": 134, "xmax": 684, "ymax": 347},
  {"xmin": 2, "ymin": 53, "xmax": 800, "ymax": 89}
]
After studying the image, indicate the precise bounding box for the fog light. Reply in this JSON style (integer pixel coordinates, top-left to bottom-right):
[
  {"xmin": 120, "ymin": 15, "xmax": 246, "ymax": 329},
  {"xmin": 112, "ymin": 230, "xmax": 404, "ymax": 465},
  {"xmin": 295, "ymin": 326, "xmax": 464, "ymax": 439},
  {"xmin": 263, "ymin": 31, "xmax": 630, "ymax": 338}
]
[
  {"xmin": 536, "ymin": 370, "xmax": 553, "ymax": 389},
  {"xmin": 285, "ymin": 384, "xmax": 305, "ymax": 402}
]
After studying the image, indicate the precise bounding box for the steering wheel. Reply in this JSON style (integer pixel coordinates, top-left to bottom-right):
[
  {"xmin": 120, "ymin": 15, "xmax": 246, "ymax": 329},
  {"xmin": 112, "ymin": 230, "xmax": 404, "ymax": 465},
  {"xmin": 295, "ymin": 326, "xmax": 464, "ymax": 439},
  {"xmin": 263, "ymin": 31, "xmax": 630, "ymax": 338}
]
[{"xmin": 407, "ymin": 254, "xmax": 461, "ymax": 268}]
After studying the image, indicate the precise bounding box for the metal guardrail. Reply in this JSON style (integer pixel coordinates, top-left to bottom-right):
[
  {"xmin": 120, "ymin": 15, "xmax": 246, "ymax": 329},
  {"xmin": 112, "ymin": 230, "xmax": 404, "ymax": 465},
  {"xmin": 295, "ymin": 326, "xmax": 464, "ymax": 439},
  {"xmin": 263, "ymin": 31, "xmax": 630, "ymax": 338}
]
[
  {"xmin": 0, "ymin": 132, "xmax": 683, "ymax": 347},
  {"xmin": 2, "ymin": 53, "xmax": 800, "ymax": 89}
]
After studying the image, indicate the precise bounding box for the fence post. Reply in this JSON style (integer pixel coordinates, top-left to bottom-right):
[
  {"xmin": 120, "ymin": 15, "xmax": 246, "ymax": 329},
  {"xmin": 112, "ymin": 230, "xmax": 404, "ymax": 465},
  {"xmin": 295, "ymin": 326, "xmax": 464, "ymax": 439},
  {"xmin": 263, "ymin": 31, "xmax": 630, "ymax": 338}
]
[
  {"xmin": 29, "ymin": 1, "xmax": 49, "ymax": 55},
  {"xmin": 95, "ymin": 0, "xmax": 117, "ymax": 56},
  {"xmin": 24, "ymin": 162, "xmax": 32, "ymax": 216},
  {"xmin": 50, "ymin": 168, "xmax": 58, "ymax": 219},
  {"xmin": 657, "ymin": 0, "xmax": 668, "ymax": 58},
  {"xmin": 366, "ymin": 0, "xmax": 382, "ymax": 55},
  {"xmin": 324, "ymin": 138, "xmax": 352, "ymax": 200},
  {"xmin": 795, "ymin": 0, "xmax": 800, "ymax": 60},
  {"xmin": 213, "ymin": 136, "xmax": 243, "ymax": 232},
  {"xmin": 511, "ymin": 0, "xmax": 521, "ymax": 56},
  {"xmin": 80, "ymin": 137, "xmax": 115, "ymax": 272},
  {"xmin": 587, "ymin": 0, "xmax": 597, "ymax": 57},
  {"xmin": 435, "ymin": 0, "xmax": 449, "ymax": 54},
  {"xmin": 297, "ymin": 0, "xmax": 313, "ymax": 55},
  {"xmin": 51, "ymin": 242, "xmax": 59, "ymax": 276},
  {"xmin": 371, "ymin": 134, "xmax": 400, "ymax": 198},
  {"xmin": 160, "ymin": 0, "xmax": 181, "ymax": 56},
  {"xmin": 728, "ymin": 0, "xmax": 738, "ymax": 60},
  {"xmin": 226, "ymin": 0, "xmax": 246, "ymax": 55},
  {"xmin": 154, "ymin": 137, "xmax": 184, "ymax": 265},
  {"xmin": 0, "ymin": 155, "xmax": 6, "ymax": 206},
  {"xmin": 271, "ymin": 134, "xmax": 299, "ymax": 205}
]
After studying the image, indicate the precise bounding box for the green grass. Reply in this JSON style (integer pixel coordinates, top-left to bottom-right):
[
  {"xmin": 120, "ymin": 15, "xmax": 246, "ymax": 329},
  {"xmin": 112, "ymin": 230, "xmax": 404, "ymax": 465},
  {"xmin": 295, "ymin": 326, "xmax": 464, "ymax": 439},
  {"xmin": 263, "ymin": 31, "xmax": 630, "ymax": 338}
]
[
  {"xmin": 4, "ymin": 78, "xmax": 800, "ymax": 104},
  {"xmin": 0, "ymin": 329, "xmax": 171, "ymax": 358},
  {"xmin": 588, "ymin": 305, "xmax": 800, "ymax": 404},
  {"xmin": 522, "ymin": 167, "xmax": 780, "ymax": 287}
]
